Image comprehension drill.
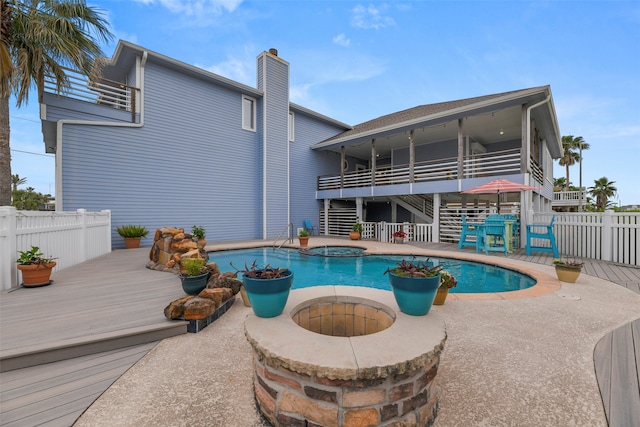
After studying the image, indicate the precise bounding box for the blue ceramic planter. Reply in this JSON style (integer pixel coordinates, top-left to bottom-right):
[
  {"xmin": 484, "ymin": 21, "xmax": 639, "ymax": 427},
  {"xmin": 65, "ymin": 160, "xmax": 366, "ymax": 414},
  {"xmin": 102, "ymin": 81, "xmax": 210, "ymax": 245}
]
[
  {"xmin": 243, "ymin": 270, "xmax": 293, "ymax": 318},
  {"xmin": 180, "ymin": 273, "xmax": 209, "ymax": 295},
  {"xmin": 388, "ymin": 272, "xmax": 440, "ymax": 316}
]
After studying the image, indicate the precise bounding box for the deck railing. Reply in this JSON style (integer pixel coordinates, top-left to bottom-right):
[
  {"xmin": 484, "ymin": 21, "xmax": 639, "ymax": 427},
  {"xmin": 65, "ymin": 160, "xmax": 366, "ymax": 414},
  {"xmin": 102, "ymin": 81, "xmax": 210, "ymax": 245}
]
[
  {"xmin": 0, "ymin": 207, "xmax": 112, "ymax": 290},
  {"xmin": 552, "ymin": 190, "xmax": 587, "ymax": 206},
  {"xmin": 318, "ymin": 148, "xmax": 522, "ymax": 190},
  {"xmin": 44, "ymin": 67, "xmax": 139, "ymax": 118}
]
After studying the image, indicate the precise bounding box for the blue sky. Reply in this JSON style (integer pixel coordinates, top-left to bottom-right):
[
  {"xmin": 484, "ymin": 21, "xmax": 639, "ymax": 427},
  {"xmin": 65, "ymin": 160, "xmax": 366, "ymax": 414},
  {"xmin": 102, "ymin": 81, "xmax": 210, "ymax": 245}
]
[{"xmin": 9, "ymin": 0, "xmax": 640, "ymax": 206}]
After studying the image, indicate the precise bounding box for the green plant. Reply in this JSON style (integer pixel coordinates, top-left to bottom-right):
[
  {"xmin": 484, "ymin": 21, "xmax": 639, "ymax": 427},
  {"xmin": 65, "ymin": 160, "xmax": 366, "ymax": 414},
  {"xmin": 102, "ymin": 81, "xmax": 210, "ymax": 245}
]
[
  {"xmin": 352, "ymin": 223, "xmax": 363, "ymax": 233},
  {"xmin": 181, "ymin": 258, "xmax": 206, "ymax": 277},
  {"xmin": 17, "ymin": 246, "xmax": 56, "ymax": 265},
  {"xmin": 299, "ymin": 229, "xmax": 309, "ymax": 237},
  {"xmin": 116, "ymin": 225, "xmax": 149, "ymax": 238},
  {"xmin": 439, "ymin": 270, "xmax": 457, "ymax": 289},
  {"xmin": 384, "ymin": 258, "xmax": 442, "ymax": 278},
  {"xmin": 191, "ymin": 225, "xmax": 206, "ymax": 240},
  {"xmin": 232, "ymin": 260, "xmax": 290, "ymax": 279},
  {"xmin": 552, "ymin": 258, "xmax": 584, "ymax": 269}
]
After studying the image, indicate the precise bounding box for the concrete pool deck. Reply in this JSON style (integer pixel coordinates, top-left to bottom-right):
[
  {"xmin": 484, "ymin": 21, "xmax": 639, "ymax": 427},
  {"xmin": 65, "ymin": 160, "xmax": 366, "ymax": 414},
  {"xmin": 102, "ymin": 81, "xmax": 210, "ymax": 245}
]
[{"xmin": 73, "ymin": 238, "xmax": 640, "ymax": 426}]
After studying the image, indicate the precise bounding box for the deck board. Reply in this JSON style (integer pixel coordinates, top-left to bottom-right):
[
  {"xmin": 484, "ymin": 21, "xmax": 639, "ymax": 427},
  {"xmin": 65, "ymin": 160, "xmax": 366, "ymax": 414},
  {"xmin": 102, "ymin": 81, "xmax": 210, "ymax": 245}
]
[{"xmin": 1, "ymin": 242, "xmax": 638, "ymax": 427}]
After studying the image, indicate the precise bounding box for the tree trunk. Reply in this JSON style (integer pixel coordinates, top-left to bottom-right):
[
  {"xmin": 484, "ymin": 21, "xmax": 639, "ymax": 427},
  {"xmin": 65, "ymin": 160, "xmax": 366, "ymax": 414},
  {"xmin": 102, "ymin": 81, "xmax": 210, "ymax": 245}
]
[{"xmin": 0, "ymin": 94, "xmax": 11, "ymax": 206}]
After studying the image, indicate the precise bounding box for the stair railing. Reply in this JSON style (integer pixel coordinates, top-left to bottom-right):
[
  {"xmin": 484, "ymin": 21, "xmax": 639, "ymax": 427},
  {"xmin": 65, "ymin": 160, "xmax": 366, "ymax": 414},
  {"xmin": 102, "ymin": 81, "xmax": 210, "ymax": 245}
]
[{"xmin": 273, "ymin": 223, "xmax": 294, "ymax": 249}]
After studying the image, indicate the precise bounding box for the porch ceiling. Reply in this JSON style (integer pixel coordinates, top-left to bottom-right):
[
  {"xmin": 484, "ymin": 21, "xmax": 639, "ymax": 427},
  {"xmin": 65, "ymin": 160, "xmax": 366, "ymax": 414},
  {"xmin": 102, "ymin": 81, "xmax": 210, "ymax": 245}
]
[{"xmin": 339, "ymin": 105, "xmax": 523, "ymax": 160}]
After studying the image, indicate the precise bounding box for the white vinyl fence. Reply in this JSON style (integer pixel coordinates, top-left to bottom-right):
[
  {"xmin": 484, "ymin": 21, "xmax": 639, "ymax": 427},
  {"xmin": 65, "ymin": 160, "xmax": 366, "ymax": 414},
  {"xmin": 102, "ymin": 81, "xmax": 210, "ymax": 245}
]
[
  {"xmin": 530, "ymin": 211, "xmax": 639, "ymax": 266},
  {"xmin": 0, "ymin": 207, "xmax": 112, "ymax": 290}
]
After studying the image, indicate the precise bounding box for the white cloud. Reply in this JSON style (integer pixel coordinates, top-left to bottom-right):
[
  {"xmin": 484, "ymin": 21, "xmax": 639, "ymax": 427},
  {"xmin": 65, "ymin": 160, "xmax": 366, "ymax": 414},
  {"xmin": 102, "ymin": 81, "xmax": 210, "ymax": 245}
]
[
  {"xmin": 132, "ymin": 0, "xmax": 243, "ymax": 16},
  {"xmin": 332, "ymin": 33, "xmax": 351, "ymax": 47},
  {"xmin": 351, "ymin": 4, "xmax": 395, "ymax": 29},
  {"xmin": 197, "ymin": 49, "xmax": 255, "ymax": 86}
]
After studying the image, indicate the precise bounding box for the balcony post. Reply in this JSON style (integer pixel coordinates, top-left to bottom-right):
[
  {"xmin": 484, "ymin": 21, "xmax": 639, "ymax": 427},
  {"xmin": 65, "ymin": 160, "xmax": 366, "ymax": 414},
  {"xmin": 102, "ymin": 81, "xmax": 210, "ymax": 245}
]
[
  {"xmin": 370, "ymin": 139, "xmax": 376, "ymax": 187},
  {"xmin": 409, "ymin": 130, "xmax": 415, "ymax": 183},
  {"xmin": 340, "ymin": 146, "xmax": 345, "ymax": 188},
  {"xmin": 457, "ymin": 119, "xmax": 464, "ymax": 179}
]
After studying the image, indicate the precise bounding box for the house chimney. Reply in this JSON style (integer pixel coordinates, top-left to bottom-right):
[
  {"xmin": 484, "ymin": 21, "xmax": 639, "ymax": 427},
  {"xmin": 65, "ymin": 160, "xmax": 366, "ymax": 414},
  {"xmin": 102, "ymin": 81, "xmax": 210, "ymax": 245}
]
[{"xmin": 269, "ymin": 48, "xmax": 278, "ymax": 57}]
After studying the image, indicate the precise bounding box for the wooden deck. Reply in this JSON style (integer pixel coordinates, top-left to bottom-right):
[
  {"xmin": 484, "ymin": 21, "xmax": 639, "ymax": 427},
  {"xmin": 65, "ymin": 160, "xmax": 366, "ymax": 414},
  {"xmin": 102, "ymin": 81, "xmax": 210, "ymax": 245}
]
[{"xmin": 0, "ymin": 243, "xmax": 638, "ymax": 427}]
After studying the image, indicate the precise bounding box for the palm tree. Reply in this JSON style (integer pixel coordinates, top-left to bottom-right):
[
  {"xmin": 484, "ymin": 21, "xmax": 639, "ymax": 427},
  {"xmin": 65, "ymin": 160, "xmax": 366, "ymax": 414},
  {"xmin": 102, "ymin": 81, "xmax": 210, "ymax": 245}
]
[
  {"xmin": 589, "ymin": 177, "xmax": 617, "ymax": 210},
  {"xmin": 553, "ymin": 177, "xmax": 567, "ymax": 190},
  {"xmin": 558, "ymin": 135, "xmax": 590, "ymax": 191},
  {"xmin": 0, "ymin": 0, "xmax": 112, "ymax": 206},
  {"xmin": 11, "ymin": 173, "xmax": 25, "ymax": 191}
]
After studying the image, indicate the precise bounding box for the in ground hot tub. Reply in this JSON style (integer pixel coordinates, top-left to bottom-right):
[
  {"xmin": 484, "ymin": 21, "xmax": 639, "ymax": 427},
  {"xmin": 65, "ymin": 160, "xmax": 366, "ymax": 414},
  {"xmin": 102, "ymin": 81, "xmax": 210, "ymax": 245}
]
[{"xmin": 244, "ymin": 286, "xmax": 447, "ymax": 426}]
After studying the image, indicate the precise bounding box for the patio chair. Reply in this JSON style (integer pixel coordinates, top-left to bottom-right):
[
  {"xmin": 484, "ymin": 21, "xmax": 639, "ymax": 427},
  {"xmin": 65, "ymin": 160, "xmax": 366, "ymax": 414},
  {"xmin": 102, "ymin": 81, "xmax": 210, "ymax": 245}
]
[
  {"xmin": 303, "ymin": 219, "xmax": 317, "ymax": 236},
  {"xmin": 525, "ymin": 215, "xmax": 559, "ymax": 258},
  {"xmin": 458, "ymin": 215, "xmax": 478, "ymax": 249},
  {"xmin": 477, "ymin": 219, "xmax": 509, "ymax": 256}
]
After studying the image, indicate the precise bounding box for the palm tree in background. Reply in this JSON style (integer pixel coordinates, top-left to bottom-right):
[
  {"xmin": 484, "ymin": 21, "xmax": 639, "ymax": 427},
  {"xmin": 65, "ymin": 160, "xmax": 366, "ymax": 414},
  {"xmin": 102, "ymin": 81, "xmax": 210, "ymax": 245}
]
[
  {"xmin": 0, "ymin": 0, "xmax": 112, "ymax": 206},
  {"xmin": 558, "ymin": 135, "xmax": 590, "ymax": 191},
  {"xmin": 553, "ymin": 177, "xmax": 568, "ymax": 190},
  {"xmin": 589, "ymin": 177, "xmax": 617, "ymax": 210},
  {"xmin": 11, "ymin": 173, "xmax": 25, "ymax": 191}
]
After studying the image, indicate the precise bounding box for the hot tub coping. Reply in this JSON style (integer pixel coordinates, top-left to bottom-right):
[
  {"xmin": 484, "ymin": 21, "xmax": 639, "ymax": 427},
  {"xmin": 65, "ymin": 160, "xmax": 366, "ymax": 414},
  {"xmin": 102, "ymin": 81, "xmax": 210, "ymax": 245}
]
[{"xmin": 244, "ymin": 286, "xmax": 446, "ymax": 380}]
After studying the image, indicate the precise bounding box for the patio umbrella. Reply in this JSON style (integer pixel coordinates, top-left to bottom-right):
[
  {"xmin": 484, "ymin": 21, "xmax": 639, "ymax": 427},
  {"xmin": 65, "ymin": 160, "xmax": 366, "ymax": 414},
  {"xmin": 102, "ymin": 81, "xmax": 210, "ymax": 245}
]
[{"xmin": 462, "ymin": 179, "xmax": 539, "ymax": 213}]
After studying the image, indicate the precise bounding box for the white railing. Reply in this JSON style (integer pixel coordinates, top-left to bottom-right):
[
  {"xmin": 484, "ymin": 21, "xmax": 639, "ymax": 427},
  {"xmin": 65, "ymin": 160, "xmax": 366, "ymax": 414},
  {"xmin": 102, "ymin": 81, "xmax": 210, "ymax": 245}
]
[
  {"xmin": 318, "ymin": 148, "xmax": 522, "ymax": 190},
  {"xmin": 361, "ymin": 222, "xmax": 434, "ymax": 243},
  {"xmin": 0, "ymin": 207, "xmax": 112, "ymax": 290},
  {"xmin": 44, "ymin": 67, "xmax": 138, "ymax": 114},
  {"xmin": 552, "ymin": 190, "xmax": 587, "ymax": 206},
  {"xmin": 531, "ymin": 211, "xmax": 639, "ymax": 266}
]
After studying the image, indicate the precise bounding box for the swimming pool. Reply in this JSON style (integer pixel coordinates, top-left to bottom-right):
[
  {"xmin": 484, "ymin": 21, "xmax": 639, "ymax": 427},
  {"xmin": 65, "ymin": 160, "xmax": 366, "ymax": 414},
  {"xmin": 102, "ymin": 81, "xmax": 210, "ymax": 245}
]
[{"xmin": 209, "ymin": 247, "xmax": 535, "ymax": 293}]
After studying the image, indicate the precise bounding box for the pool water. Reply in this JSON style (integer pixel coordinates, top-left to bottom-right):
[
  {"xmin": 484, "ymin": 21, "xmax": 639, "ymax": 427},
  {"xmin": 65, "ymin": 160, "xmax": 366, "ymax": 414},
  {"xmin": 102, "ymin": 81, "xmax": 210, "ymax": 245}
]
[{"xmin": 209, "ymin": 247, "xmax": 535, "ymax": 294}]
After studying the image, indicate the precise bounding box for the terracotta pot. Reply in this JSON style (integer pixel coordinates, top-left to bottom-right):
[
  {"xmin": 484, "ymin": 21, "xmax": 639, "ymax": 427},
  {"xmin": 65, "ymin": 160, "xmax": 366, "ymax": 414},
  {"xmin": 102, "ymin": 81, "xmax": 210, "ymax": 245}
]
[
  {"xmin": 555, "ymin": 266, "xmax": 581, "ymax": 283},
  {"xmin": 239, "ymin": 285, "xmax": 251, "ymax": 307},
  {"xmin": 349, "ymin": 231, "xmax": 361, "ymax": 240},
  {"xmin": 298, "ymin": 236, "xmax": 309, "ymax": 247},
  {"xmin": 18, "ymin": 262, "xmax": 56, "ymax": 287},
  {"xmin": 124, "ymin": 237, "xmax": 141, "ymax": 249},
  {"xmin": 433, "ymin": 287, "xmax": 449, "ymax": 305}
]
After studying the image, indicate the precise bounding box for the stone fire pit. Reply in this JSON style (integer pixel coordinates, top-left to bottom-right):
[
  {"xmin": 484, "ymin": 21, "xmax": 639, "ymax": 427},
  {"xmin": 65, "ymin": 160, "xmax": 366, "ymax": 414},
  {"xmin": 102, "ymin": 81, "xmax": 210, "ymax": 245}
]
[{"xmin": 244, "ymin": 286, "xmax": 447, "ymax": 426}]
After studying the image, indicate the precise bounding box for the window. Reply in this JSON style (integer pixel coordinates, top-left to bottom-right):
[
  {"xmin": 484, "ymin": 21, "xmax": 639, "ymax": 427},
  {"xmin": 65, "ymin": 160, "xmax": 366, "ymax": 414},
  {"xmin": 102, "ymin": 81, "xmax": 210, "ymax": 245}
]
[
  {"xmin": 242, "ymin": 95, "xmax": 256, "ymax": 131},
  {"xmin": 289, "ymin": 111, "xmax": 295, "ymax": 141}
]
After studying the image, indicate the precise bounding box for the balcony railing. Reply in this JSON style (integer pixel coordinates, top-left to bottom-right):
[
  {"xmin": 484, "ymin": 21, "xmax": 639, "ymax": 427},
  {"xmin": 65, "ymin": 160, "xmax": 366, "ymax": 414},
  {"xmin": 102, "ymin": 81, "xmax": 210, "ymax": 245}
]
[
  {"xmin": 552, "ymin": 190, "xmax": 587, "ymax": 206},
  {"xmin": 318, "ymin": 148, "xmax": 522, "ymax": 190},
  {"xmin": 44, "ymin": 67, "xmax": 139, "ymax": 119}
]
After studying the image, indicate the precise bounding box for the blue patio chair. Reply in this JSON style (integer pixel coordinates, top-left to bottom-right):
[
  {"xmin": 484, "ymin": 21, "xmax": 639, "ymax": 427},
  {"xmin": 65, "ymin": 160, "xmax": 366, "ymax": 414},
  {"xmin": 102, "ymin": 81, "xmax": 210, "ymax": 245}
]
[
  {"xmin": 303, "ymin": 219, "xmax": 317, "ymax": 236},
  {"xmin": 477, "ymin": 219, "xmax": 509, "ymax": 256},
  {"xmin": 525, "ymin": 216, "xmax": 559, "ymax": 258},
  {"xmin": 458, "ymin": 215, "xmax": 478, "ymax": 249}
]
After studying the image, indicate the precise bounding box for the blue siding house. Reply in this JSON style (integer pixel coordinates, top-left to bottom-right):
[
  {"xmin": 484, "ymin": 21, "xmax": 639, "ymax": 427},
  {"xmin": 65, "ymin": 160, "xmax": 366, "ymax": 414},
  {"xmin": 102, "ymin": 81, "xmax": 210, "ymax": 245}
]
[{"xmin": 40, "ymin": 41, "xmax": 562, "ymax": 248}]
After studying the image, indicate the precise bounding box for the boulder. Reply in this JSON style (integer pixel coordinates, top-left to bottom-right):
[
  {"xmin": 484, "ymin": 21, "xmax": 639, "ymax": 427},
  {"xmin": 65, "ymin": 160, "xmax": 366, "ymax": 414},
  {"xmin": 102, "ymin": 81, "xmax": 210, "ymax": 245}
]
[
  {"xmin": 164, "ymin": 295, "xmax": 195, "ymax": 319},
  {"xmin": 183, "ymin": 298, "xmax": 217, "ymax": 320}
]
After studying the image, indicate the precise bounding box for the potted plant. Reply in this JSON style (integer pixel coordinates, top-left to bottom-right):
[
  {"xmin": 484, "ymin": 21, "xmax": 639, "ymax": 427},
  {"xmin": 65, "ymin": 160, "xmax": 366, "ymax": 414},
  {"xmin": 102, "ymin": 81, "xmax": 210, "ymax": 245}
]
[
  {"xmin": 298, "ymin": 229, "xmax": 310, "ymax": 247},
  {"xmin": 233, "ymin": 260, "xmax": 293, "ymax": 318},
  {"xmin": 553, "ymin": 258, "xmax": 584, "ymax": 283},
  {"xmin": 116, "ymin": 225, "xmax": 149, "ymax": 249},
  {"xmin": 179, "ymin": 257, "xmax": 209, "ymax": 295},
  {"xmin": 350, "ymin": 223, "xmax": 363, "ymax": 240},
  {"xmin": 433, "ymin": 270, "xmax": 457, "ymax": 305},
  {"xmin": 392, "ymin": 230, "xmax": 408, "ymax": 244},
  {"xmin": 17, "ymin": 246, "xmax": 57, "ymax": 287},
  {"xmin": 384, "ymin": 258, "xmax": 442, "ymax": 315}
]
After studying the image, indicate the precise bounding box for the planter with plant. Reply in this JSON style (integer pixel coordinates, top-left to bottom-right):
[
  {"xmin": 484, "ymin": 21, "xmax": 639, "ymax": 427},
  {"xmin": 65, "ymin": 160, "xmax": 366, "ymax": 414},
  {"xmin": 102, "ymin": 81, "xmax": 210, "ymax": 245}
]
[
  {"xmin": 384, "ymin": 258, "xmax": 442, "ymax": 315},
  {"xmin": 553, "ymin": 258, "xmax": 584, "ymax": 283},
  {"xmin": 433, "ymin": 270, "xmax": 457, "ymax": 305},
  {"xmin": 233, "ymin": 260, "xmax": 293, "ymax": 318},
  {"xmin": 298, "ymin": 229, "xmax": 310, "ymax": 247},
  {"xmin": 350, "ymin": 223, "xmax": 363, "ymax": 240},
  {"xmin": 191, "ymin": 225, "xmax": 206, "ymax": 245},
  {"xmin": 116, "ymin": 225, "xmax": 149, "ymax": 249},
  {"xmin": 179, "ymin": 257, "xmax": 209, "ymax": 295},
  {"xmin": 17, "ymin": 246, "xmax": 57, "ymax": 287},
  {"xmin": 392, "ymin": 230, "xmax": 408, "ymax": 244}
]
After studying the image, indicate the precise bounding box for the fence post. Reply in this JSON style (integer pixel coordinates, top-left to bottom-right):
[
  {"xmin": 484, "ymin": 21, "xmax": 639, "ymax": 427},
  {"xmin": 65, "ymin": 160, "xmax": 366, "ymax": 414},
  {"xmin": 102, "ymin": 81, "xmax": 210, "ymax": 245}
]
[
  {"xmin": 432, "ymin": 193, "xmax": 440, "ymax": 243},
  {"xmin": 77, "ymin": 209, "xmax": 87, "ymax": 262},
  {"xmin": 103, "ymin": 210, "xmax": 112, "ymax": 251},
  {"xmin": 0, "ymin": 207, "xmax": 18, "ymax": 290},
  {"xmin": 602, "ymin": 210, "xmax": 613, "ymax": 262}
]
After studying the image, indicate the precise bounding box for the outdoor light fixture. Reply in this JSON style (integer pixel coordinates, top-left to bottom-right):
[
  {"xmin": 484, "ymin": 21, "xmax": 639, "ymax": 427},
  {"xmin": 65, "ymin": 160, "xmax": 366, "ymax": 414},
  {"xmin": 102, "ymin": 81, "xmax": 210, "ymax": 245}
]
[{"xmin": 499, "ymin": 128, "xmax": 504, "ymax": 135}]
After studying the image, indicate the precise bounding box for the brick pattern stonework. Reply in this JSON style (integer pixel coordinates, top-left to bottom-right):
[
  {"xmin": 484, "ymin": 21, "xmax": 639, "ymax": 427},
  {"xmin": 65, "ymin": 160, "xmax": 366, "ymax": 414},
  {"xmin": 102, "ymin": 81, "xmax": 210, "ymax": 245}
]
[
  {"xmin": 252, "ymin": 352, "xmax": 441, "ymax": 426},
  {"xmin": 292, "ymin": 302, "xmax": 394, "ymax": 337}
]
